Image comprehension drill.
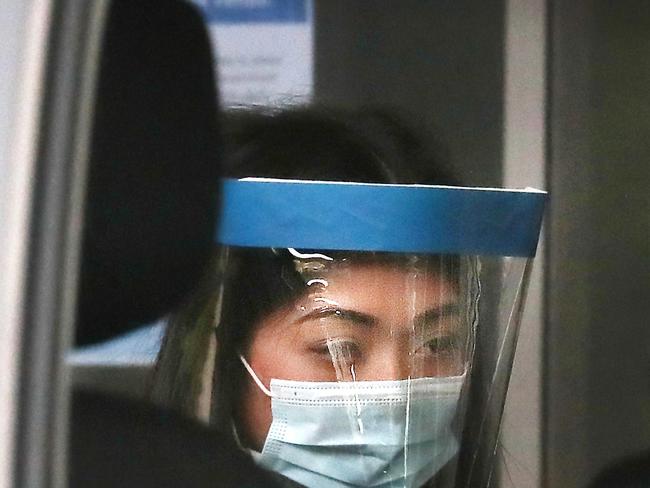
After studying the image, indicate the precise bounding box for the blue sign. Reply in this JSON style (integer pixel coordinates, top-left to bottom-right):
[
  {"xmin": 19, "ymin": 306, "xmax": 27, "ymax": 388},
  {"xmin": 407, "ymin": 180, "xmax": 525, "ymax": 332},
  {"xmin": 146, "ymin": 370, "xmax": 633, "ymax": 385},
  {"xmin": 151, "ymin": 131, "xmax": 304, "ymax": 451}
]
[{"xmin": 198, "ymin": 0, "xmax": 308, "ymax": 24}]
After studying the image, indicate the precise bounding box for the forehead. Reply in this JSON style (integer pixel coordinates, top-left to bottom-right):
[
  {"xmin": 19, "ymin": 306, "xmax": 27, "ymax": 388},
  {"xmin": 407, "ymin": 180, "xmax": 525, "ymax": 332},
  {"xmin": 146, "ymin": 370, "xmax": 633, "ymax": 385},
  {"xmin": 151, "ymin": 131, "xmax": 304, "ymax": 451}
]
[
  {"xmin": 251, "ymin": 260, "xmax": 463, "ymax": 346},
  {"xmin": 302, "ymin": 262, "xmax": 458, "ymax": 312}
]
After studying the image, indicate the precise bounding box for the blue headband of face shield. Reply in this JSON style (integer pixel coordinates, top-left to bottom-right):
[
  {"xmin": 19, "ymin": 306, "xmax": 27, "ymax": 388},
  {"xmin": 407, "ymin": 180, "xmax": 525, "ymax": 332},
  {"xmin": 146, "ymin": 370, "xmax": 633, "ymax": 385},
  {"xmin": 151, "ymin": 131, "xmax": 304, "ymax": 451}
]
[{"xmin": 216, "ymin": 178, "xmax": 546, "ymax": 257}]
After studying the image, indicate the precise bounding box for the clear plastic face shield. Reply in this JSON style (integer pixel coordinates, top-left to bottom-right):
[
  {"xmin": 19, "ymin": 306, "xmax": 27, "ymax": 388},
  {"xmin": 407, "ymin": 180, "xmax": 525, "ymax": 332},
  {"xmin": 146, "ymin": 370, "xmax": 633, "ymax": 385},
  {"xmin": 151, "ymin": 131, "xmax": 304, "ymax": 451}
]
[{"xmin": 211, "ymin": 179, "xmax": 546, "ymax": 488}]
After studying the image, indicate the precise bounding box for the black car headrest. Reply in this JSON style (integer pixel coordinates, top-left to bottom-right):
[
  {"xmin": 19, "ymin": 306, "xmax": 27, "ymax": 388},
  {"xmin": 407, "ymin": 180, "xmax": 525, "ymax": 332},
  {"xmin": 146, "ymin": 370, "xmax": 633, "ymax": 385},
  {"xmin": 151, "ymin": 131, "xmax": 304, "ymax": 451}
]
[
  {"xmin": 70, "ymin": 390, "xmax": 288, "ymax": 488},
  {"xmin": 76, "ymin": 0, "xmax": 220, "ymax": 345}
]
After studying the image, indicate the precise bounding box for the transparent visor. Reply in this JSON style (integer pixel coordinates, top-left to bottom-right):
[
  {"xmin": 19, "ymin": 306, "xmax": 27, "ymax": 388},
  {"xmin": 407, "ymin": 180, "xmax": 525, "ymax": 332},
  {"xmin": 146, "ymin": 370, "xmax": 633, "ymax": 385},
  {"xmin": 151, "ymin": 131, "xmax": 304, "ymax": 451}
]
[{"xmin": 212, "ymin": 245, "xmax": 533, "ymax": 488}]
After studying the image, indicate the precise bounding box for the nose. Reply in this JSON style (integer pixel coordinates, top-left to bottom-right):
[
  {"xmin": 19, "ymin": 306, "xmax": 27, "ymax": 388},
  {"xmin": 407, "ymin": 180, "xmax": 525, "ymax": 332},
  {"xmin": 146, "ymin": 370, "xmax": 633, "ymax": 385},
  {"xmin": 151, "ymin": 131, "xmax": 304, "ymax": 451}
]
[{"xmin": 364, "ymin": 344, "xmax": 413, "ymax": 381}]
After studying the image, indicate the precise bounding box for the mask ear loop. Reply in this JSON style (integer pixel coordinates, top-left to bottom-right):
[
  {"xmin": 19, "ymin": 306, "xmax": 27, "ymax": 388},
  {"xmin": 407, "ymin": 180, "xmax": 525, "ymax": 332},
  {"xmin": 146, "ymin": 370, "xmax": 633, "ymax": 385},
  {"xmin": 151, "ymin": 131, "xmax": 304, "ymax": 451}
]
[{"xmin": 239, "ymin": 355, "xmax": 273, "ymax": 397}]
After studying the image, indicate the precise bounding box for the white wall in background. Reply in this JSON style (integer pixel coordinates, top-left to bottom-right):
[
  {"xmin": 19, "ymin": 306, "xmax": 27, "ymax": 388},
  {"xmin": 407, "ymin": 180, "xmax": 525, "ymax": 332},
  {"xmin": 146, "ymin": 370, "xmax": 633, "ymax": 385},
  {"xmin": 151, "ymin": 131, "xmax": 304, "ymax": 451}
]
[
  {"xmin": 0, "ymin": 1, "xmax": 52, "ymax": 486},
  {"xmin": 500, "ymin": 0, "xmax": 546, "ymax": 487},
  {"xmin": 195, "ymin": 0, "xmax": 313, "ymax": 106}
]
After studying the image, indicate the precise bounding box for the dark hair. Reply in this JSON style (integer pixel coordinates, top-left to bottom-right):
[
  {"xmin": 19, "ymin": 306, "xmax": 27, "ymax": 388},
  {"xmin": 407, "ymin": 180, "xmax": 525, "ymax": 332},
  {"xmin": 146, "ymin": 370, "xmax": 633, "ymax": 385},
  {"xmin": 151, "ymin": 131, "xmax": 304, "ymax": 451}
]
[
  {"xmin": 221, "ymin": 106, "xmax": 457, "ymax": 184},
  {"xmin": 151, "ymin": 106, "xmax": 460, "ymax": 424}
]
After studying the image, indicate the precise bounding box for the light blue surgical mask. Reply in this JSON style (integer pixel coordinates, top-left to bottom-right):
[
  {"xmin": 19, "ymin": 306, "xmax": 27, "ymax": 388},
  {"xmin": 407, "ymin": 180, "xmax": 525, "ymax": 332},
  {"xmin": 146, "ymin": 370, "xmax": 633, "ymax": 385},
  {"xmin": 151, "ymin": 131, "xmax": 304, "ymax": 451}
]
[{"xmin": 240, "ymin": 356, "xmax": 464, "ymax": 488}]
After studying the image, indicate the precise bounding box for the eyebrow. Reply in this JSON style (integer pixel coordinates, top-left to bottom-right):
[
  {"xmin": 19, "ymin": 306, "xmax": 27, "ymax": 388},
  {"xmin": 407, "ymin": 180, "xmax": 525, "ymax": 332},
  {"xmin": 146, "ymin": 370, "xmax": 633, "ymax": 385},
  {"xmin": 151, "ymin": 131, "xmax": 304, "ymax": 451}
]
[
  {"xmin": 296, "ymin": 303, "xmax": 460, "ymax": 329},
  {"xmin": 296, "ymin": 306, "xmax": 376, "ymax": 327},
  {"xmin": 413, "ymin": 303, "xmax": 460, "ymax": 328}
]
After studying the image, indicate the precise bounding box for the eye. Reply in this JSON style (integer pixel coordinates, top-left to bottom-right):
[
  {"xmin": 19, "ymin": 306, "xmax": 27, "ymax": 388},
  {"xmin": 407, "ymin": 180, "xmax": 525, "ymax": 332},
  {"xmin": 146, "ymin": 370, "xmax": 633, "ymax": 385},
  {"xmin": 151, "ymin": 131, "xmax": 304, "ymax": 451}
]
[
  {"xmin": 311, "ymin": 339, "xmax": 361, "ymax": 362},
  {"xmin": 418, "ymin": 335, "xmax": 456, "ymax": 356}
]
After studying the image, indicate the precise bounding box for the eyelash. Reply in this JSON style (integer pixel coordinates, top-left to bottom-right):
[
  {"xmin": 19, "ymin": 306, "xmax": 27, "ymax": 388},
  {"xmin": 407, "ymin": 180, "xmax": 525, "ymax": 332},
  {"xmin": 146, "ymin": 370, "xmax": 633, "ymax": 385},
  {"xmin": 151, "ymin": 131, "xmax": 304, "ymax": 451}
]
[
  {"xmin": 312, "ymin": 339, "xmax": 361, "ymax": 361},
  {"xmin": 419, "ymin": 336, "xmax": 457, "ymax": 355}
]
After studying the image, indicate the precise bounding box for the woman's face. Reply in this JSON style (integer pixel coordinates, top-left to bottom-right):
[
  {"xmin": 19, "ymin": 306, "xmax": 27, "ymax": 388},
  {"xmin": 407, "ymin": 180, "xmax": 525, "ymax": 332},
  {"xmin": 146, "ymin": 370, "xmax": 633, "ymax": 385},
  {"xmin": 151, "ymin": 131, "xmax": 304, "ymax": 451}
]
[{"xmin": 237, "ymin": 261, "xmax": 465, "ymax": 451}]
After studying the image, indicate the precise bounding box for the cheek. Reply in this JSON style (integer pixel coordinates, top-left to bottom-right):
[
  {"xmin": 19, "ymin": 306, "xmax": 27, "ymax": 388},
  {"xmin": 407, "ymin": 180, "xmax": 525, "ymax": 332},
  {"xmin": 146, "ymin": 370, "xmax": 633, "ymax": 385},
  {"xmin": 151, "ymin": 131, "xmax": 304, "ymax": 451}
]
[
  {"xmin": 419, "ymin": 357, "xmax": 465, "ymax": 377},
  {"xmin": 237, "ymin": 328, "xmax": 298, "ymax": 451},
  {"xmin": 237, "ymin": 373, "xmax": 272, "ymax": 452},
  {"xmin": 248, "ymin": 327, "xmax": 303, "ymax": 381}
]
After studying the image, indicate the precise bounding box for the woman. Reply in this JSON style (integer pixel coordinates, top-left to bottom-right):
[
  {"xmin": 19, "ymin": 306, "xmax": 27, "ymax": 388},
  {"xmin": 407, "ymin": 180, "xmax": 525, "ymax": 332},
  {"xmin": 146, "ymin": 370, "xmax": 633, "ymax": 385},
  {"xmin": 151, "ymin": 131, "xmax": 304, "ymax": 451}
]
[
  {"xmin": 152, "ymin": 107, "xmax": 544, "ymax": 487},
  {"xmin": 221, "ymin": 247, "xmax": 472, "ymax": 488}
]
